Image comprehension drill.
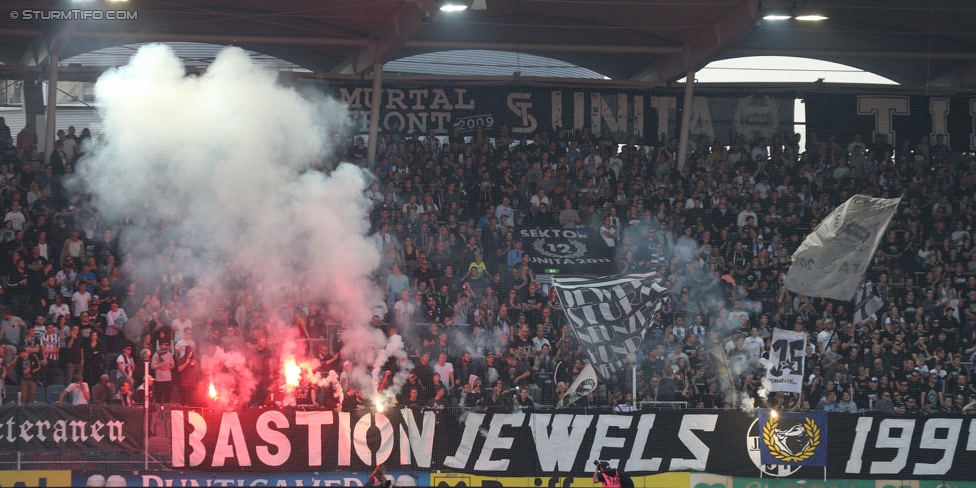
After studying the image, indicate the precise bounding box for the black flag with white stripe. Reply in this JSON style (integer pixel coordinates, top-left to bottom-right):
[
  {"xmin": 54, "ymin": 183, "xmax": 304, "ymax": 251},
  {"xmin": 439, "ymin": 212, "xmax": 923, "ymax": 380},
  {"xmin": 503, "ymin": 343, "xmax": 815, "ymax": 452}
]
[{"xmin": 551, "ymin": 272, "xmax": 668, "ymax": 379}]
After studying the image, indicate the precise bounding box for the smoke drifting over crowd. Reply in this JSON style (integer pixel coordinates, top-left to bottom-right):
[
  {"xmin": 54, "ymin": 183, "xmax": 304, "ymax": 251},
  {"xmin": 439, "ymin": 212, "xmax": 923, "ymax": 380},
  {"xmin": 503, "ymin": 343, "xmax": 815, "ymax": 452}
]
[{"xmin": 76, "ymin": 44, "xmax": 397, "ymax": 405}]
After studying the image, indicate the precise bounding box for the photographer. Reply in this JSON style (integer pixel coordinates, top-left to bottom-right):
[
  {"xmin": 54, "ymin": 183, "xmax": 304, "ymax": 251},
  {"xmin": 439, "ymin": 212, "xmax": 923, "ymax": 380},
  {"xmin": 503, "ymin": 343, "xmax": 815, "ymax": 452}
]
[
  {"xmin": 365, "ymin": 464, "xmax": 391, "ymax": 487},
  {"xmin": 593, "ymin": 460, "xmax": 633, "ymax": 487}
]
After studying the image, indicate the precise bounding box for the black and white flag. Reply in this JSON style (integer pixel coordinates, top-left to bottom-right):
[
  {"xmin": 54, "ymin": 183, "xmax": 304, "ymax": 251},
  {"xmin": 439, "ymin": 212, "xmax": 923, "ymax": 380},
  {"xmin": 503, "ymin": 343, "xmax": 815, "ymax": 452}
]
[
  {"xmin": 555, "ymin": 362, "xmax": 599, "ymax": 409},
  {"xmin": 764, "ymin": 329, "xmax": 806, "ymax": 393},
  {"xmin": 551, "ymin": 272, "xmax": 668, "ymax": 379},
  {"xmin": 852, "ymin": 281, "xmax": 884, "ymax": 325}
]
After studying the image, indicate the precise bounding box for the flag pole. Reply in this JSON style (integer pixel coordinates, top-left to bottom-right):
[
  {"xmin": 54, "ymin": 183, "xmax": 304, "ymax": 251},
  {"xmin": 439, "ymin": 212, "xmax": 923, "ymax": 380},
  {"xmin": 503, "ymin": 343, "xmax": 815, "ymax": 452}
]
[
  {"xmin": 631, "ymin": 364, "xmax": 637, "ymax": 408},
  {"xmin": 144, "ymin": 361, "xmax": 149, "ymax": 471}
]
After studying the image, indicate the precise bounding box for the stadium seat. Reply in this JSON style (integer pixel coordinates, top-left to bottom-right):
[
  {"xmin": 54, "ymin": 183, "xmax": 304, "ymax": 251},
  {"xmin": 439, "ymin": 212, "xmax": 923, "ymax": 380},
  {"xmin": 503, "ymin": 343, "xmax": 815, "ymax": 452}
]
[
  {"xmin": 129, "ymin": 453, "xmax": 146, "ymax": 463},
  {"xmin": 149, "ymin": 452, "xmax": 172, "ymax": 467},
  {"xmin": 45, "ymin": 384, "xmax": 66, "ymax": 404},
  {"xmin": 148, "ymin": 436, "xmax": 171, "ymax": 455},
  {"xmin": 529, "ymin": 386, "xmax": 542, "ymax": 404},
  {"xmin": 108, "ymin": 369, "xmax": 121, "ymax": 388},
  {"xmin": 105, "ymin": 453, "xmax": 129, "ymax": 463},
  {"xmin": 61, "ymin": 453, "xmax": 83, "ymax": 470},
  {"xmin": 0, "ymin": 452, "xmax": 14, "ymax": 470},
  {"xmin": 106, "ymin": 353, "xmax": 120, "ymax": 371},
  {"xmin": 36, "ymin": 452, "xmax": 59, "ymax": 470},
  {"xmin": 18, "ymin": 453, "xmax": 38, "ymax": 469},
  {"xmin": 5, "ymin": 384, "xmax": 20, "ymax": 403},
  {"xmin": 83, "ymin": 452, "xmax": 104, "ymax": 471}
]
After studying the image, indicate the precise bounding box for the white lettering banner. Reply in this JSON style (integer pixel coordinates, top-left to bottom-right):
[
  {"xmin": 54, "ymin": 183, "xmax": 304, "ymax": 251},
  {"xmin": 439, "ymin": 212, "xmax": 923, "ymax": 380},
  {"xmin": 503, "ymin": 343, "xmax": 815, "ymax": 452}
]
[{"xmin": 765, "ymin": 329, "xmax": 807, "ymax": 393}]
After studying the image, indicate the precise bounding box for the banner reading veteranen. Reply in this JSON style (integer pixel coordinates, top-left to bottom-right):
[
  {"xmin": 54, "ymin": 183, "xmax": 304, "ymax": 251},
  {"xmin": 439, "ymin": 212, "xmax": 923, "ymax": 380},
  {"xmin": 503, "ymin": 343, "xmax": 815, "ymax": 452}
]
[
  {"xmin": 765, "ymin": 329, "xmax": 806, "ymax": 394},
  {"xmin": 551, "ymin": 272, "xmax": 667, "ymax": 378},
  {"xmin": 0, "ymin": 405, "xmax": 143, "ymax": 452},
  {"xmin": 784, "ymin": 195, "xmax": 900, "ymax": 300}
]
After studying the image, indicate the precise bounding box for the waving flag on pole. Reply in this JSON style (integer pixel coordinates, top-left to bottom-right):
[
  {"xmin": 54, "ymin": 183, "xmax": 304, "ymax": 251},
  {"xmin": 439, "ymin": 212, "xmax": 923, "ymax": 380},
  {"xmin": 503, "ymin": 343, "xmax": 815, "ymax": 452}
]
[
  {"xmin": 551, "ymin": 272, "xmax": 668, "ymax": 379},
  {"xmin": 556, "ymin": 362, "xmax": 599, "ymax": 409},
  {"xmin": 852, "ymin": 281, "xmax": 885, "ymax": 325},
  {"xmin": 705, "ymin": 344, "xmax": 734, "ymax": 393},
  {"xmin": 784, "ymin": 195, "xmax": 900, "ymax": 300}
]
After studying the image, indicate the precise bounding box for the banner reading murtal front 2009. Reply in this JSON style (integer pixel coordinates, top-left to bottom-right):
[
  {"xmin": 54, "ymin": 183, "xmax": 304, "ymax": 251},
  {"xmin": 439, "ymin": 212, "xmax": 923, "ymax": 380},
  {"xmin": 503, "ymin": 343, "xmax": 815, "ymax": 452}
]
[{"xmin": 784, "ymin": 195, "xmax": 900, "ymax": 301}]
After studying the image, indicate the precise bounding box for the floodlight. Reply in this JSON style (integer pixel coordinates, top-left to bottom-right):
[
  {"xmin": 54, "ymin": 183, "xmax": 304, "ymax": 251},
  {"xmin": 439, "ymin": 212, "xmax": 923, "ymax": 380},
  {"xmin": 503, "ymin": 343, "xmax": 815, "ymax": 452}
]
[{"xmin": 440, "ymin": 1, "xmax": 469, "ymax": 12}]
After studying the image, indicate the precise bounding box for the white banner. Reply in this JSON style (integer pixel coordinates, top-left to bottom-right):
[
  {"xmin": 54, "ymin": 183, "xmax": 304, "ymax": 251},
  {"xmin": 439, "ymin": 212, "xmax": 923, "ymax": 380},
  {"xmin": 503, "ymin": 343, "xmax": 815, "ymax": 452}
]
[
  {"xmin": 556, "ymin": 362, "xmax": 599, "ymax": 409},
  {"xmin": 765, "ymin": 329, "xmax": 807, "ymax": 393},
  {"xmin": 784, "ymin": 195, "xmax": 901, "ymax": 300}
]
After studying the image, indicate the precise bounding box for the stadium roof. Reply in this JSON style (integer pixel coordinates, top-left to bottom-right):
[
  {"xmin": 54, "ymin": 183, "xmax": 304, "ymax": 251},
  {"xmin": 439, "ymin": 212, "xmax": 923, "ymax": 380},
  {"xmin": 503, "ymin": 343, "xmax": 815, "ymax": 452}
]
[{"xmin": 0, "ymin": 0, "xmax": 974, "ymax": 87}]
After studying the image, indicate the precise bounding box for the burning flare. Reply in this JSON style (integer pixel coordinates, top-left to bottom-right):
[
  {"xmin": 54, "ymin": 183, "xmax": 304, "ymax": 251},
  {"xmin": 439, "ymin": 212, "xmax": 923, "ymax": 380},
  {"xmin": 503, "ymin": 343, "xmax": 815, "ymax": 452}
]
[
  {"xmin": 208, "ymin": 381, "xmax": 218, "ymax": 400},
  {"xmin": 284, "ymin": 358, "xmax": 302, "ymax": 388}
]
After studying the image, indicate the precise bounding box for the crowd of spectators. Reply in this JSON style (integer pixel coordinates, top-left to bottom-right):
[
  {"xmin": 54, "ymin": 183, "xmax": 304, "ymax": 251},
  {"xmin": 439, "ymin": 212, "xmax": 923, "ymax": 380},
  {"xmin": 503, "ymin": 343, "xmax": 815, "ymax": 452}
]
[{"xmin": 0, "ymin": 114, "xmax": 974, "ymax": 417}]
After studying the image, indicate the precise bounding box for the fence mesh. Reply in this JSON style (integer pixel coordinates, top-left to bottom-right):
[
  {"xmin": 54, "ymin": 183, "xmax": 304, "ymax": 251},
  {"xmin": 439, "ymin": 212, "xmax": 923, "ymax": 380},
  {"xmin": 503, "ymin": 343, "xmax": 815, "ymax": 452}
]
[{"xmin": 0, "ymin": 36, "xmax": 975, "ymax": 488}]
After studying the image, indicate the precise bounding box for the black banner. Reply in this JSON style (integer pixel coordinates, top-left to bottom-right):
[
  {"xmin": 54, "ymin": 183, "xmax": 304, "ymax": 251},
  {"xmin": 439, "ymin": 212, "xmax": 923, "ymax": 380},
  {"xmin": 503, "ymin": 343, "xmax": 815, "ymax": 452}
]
[
  {"xmin": 319, "ymin": 82, "xmax": 795, "ymax": 144},
  {"xmin": 169, "ymin": 407, "xmax": 976, "ymax": 480},
  {"xmin": 551, "ymin": 272, "xmax": 666, "ymax": 378},
  {"xmin": 519, "ymin": 228, "xmax": 613, "ymax": 276},
  {"xmin": 805, "ymin": 93, "xmax": 976, "ymax": 150},
  {"xmin": 0, "ymin": 405, "xmax": 143, "ymax": 452}
]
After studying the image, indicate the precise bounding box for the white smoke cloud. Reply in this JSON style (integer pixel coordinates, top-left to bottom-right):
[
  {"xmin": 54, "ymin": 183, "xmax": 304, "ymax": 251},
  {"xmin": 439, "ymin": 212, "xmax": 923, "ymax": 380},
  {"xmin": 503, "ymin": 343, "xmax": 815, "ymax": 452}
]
[
  {"xmin": 757, "ymin": 357, "xmax": 775, "ymax": 400},
  {"xmin": 77, "ymin": 44, "xmax": 398, "ymax": 402},
  {"xmin": 206, "ymin": 347, "xmax": 256, "ymax": 409}
]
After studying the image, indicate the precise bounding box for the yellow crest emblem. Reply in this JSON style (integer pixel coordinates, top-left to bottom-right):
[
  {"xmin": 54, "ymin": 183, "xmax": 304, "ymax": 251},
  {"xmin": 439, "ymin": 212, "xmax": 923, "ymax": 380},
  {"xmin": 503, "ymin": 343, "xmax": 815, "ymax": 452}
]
[{"xmin": 762, "ymin": 416, "xmax": 821, "ymax": 463}]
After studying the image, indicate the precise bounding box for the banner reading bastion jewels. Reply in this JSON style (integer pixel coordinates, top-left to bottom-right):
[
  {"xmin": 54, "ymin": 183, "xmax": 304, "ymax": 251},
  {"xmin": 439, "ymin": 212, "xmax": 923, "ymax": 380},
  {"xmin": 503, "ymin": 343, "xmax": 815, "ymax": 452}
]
[
  {"xmin": 315, "ymin": 82, "xmax": 796, "ymax": 145},
  {"xmin": 168, "ymin": 407, "xmax": 976, "ymax": 481}
]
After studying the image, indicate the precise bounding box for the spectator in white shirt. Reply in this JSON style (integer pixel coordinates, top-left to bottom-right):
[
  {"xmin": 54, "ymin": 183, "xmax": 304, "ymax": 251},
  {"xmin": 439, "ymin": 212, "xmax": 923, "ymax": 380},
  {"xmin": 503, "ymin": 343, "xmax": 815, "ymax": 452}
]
[
  {"xmin": 59, "ymin": 374, "xmax": 91, "ymax": 405},
  {"xmin": 433, "ymin": 353, "xmax": 455, "ymax": 390},
  {"xmin": 737, "ymin": 203, "xmax": 758, "ymax": 229},
  {"xmin": 846, "ymin": 133, "xmax": 866, "ymax": 154},
  {"xmin": 48, "ymin": 294, "xmax": 70, "ymax": 322},
  {"xmin": 743, "ymin": 327, "xmax": 765, "ymax": 361},
  {"xmin": 171, "ymin": 309, "xmax": 192, "ymax": 342},
  {"xmin": 4, "ymin": 202, "xmax": 26, "ymax": 231},
  {"xmin": 495, "ymin": 197, "xmax": 515, "ymax": 225},
  {"xmin": 71, "ymin": 282, "xmax": 92, "ymax": 317},
  {"xmin": 529, "ymin": 189, "xmax": 550, "ymax": 214}
]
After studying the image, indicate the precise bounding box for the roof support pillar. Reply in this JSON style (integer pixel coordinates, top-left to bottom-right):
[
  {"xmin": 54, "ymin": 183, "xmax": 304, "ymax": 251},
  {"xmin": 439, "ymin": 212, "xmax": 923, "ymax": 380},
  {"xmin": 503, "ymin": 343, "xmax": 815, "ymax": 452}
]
[
  {"xmin": 676, "ymin": 70, "xmax": 696, "ymax": 172},
  {"xmin": 43, "ymin": 52, "xmax": 59, "ymax": 164},
  {"xmin": 366, "ymin": 62, "xmax": 384, "ymax": 169}
]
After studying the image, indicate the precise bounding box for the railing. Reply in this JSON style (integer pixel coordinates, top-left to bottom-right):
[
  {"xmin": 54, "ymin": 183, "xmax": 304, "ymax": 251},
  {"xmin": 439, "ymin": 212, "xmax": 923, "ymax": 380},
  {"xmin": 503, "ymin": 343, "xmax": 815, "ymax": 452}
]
[{"xmin": 639, "ymin": 401, "xmax": 688, "ymax": 410}]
